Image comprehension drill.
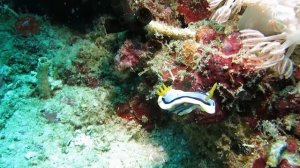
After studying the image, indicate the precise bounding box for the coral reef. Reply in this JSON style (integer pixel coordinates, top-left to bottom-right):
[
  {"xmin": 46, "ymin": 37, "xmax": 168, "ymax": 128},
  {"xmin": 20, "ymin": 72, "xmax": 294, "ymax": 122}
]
[
  {"xmin": 1, "ymin": 0, "xmax": 300, "ymax": 168},
  {"xmin": 109, "ymin": 0, "xmax": 300, "ymax": 167}
]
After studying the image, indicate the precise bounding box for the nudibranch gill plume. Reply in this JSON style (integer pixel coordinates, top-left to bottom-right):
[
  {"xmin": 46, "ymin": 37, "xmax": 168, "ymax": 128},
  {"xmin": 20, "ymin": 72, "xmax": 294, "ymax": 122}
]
[{"xmin": 157, "ymin": 83, "xmax": 217, "ymax": 115}]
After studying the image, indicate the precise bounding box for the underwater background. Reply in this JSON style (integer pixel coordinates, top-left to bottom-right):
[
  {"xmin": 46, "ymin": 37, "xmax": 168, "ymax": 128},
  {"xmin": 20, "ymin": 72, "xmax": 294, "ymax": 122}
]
[{"xmin": 0, "ymin": 0, "xmax": 300, "ymax": 167}]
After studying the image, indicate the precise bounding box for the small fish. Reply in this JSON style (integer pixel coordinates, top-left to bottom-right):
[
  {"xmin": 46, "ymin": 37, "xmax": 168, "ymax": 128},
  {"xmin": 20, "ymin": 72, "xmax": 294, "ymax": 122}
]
[{"xmin": 157, "ymin": 83, "xmax": 217, "ymax": 115}]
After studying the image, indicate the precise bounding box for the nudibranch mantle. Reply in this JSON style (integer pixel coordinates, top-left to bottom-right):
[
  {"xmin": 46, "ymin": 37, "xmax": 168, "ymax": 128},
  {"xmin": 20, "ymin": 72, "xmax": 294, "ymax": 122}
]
[{"xmin": 157, "ymin": 84, "xmax": 217, "ymax": 115}]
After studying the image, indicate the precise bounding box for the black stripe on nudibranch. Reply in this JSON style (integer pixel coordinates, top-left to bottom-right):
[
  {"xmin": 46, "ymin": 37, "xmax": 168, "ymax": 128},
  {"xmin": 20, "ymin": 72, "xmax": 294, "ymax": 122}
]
[
  {"xmin": 162, "ymin": 95, "xmax": 211, "ymax": 106},
  {"xmin": 173, "ymin": 104, "xmax": 194, "ymax": 115}
]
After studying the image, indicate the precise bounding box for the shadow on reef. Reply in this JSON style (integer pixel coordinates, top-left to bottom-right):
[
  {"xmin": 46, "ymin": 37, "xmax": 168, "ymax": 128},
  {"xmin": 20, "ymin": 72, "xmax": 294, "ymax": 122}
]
[
  {"xmin": 8, "ymin": 0, "xmax": 111, "ymax": 32},
  {"xmin": 8, "ymin": 0, "xmax": 153, "ymax": 34}
]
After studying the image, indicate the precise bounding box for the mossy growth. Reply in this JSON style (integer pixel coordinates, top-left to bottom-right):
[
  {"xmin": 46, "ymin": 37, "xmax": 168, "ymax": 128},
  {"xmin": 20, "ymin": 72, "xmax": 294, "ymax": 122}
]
[{"xmin": 189, "ymin": 19, "xmax": 225, "ymax": 33}]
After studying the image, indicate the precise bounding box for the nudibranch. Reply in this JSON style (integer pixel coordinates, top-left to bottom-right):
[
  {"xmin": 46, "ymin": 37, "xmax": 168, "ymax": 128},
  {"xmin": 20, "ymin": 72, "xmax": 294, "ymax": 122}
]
[{"xmin": 156, "ymin": 83, "xmax": 217, "ymax": 115}]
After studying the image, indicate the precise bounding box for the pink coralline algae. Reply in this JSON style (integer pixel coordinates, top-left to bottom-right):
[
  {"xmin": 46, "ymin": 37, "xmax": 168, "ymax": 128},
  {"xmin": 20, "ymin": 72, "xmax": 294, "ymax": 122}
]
[
  {"xmin": 240, "ymin": 91, "xmax": 300, "ymax": 130},
  {"xmin": 252, "ymin": 157, "xmax": 267, "ymax": 168},
  {"xmin": 83, "ymin": 74, "xmax": 101, "ymax": 88},
  {"xmin": 278, "ymin": 159, "xmax": 293, "ymax": 168},
  {"xmin": 15, "ymin": 16, "xmax": 40, "ymax": 36},
  {"xmin": 115, "ymin": 40, "xmax": 147, "ymax": 71},
  {"xmin": 286, "ymin": 139, "xmax": 298, "ymax": 153},
  {"xmin": 143, "ymin": 1, "xmax": 175, "ymax": 24},
  {"xmin": 222, "ymin": 32, "xmax": 242, "ymax": 55},
  {"xmin": 192, "ymin": 54, "xmax": 252, "ymax": 91},
  {"xmin": 177, "ymin": 0, "xmax": 211, "ymax": 24},
  {"xmin": 294, "ymin": 66, "xmax": 300, "ymax": 80},
  {"xmin": 275, "ymin": 95, "xmax": 300, "ymax": 115},
  {"xmin": 192, "ymin": 55, "xmax": 264, "ymax": 123},
  {"xmin": 65, "ymin": 61, "xmax": 101, "ymax": 88},
  {"xmin": 161, "ymin": 65, "xmax": 187, "ymax": 81},
  {"xmin": 116, "ymin": 96, "xmax": 161, "ymax": 130},
  {"xmin": 195, "ymin": 26, "xmax": 218, "ymax": 44}
]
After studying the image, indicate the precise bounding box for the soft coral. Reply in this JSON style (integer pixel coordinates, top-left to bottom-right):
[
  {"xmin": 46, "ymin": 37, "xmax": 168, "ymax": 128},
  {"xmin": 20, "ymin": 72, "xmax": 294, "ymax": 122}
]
[{"xmin": 209, "ymin": 0, "xmax": 300, "ymax": 79}]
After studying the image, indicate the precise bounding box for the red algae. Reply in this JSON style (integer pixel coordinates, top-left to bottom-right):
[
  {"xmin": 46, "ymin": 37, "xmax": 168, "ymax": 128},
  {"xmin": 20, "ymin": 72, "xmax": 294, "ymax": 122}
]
[
  {"xmin": 116, "ymin": 96, "xmax": 161, "ymax": 130},
  {"xmin": 252, "ymin": 157, "xmax": 267, "ymax": 168},
  {"xmin": 177, "ymin": 0, "xmax": 211, "ymax": 24},
  {"xmin": 195, "ymin": 26, "xmax": 217, "ymax": 43},
  {"xmin": 115, "ymin": 40, "xmax": 147, "ymax": 71},
  {"xmin": 294, "ymin": 66, "xmax": 300, "ymax": 80},
  {"xmin": 278, "ymin": 159, "xmax": 295, "ymax": 168},
  {"xmin": 161, "ymin": 65, "xmax": 187, "ymax": 81},
  {"xmin": 222, "ymin": 32, "xmax": 242, "ymax": 55},
  {"xmin": 286, "ymin": 139, "xmax": 298, "ymax": 153},
  {"xmin": 15, "ymin": 16, "xmax": 40, "ymax": 36}
]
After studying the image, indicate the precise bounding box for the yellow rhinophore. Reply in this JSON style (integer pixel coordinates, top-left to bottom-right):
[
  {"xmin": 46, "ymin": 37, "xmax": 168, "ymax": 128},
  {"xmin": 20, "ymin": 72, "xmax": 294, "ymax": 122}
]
[
  {"xmin": 156, "ymin": 84, "xmax": 172, "ymax": 96},
  {"xmin": 205, "ymin": 83, "xmax": 218, "ymax": 101}
]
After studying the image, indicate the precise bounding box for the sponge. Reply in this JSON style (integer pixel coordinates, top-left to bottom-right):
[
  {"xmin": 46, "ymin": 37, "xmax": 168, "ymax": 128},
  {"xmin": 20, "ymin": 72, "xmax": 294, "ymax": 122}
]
[{"xmin": 36, "ymin": 57, "xmax": 51, "ymax": 99}]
